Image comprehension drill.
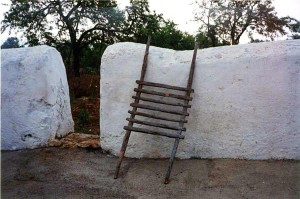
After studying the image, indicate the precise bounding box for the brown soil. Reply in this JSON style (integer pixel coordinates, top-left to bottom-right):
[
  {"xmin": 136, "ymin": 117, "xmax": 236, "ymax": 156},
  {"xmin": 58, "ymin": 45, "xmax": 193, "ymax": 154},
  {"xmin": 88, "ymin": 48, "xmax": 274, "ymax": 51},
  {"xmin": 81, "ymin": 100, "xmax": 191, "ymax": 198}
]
[{"xmin": 68, "ymin": 73, "xmax": 100, "ymax": 135}]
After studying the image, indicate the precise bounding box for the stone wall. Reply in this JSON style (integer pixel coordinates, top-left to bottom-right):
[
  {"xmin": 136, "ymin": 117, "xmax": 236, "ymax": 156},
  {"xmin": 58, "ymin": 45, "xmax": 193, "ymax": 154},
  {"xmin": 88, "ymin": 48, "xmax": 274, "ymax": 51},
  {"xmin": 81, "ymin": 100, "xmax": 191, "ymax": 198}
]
[
  {"xmin": 1, "ymin": 45, "xmax": 74, "ymax": 150},
  {"xmin": 100, "ymin": 40, "xmax": 300, "ymax": 159}
]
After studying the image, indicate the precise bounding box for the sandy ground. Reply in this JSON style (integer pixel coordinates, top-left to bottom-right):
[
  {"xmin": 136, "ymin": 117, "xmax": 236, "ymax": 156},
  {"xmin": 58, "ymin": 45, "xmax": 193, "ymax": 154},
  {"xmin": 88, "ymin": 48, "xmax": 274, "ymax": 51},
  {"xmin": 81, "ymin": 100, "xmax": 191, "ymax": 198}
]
[{"xmin": 1, "ymin": 147, "xmax": 299, "ymax": 199}]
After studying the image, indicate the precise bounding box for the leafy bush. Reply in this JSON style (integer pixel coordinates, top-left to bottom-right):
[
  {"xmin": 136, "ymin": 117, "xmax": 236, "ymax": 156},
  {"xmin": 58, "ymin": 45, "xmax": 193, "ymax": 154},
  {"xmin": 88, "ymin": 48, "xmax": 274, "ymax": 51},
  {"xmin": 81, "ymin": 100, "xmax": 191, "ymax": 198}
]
[{"xmin": 78, "ymin": 108, "xmax": 90, "ymax": 128}]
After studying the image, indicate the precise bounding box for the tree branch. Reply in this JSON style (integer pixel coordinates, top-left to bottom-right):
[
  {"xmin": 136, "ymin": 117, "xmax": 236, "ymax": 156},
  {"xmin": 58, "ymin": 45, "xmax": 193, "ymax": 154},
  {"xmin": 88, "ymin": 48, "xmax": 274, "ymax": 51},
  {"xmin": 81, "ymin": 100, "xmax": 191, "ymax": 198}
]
[
  {"xmin": 66, "ymin": 1, "xmax": 82, "ymax": 19},
  {"xmin": 80, "ymin": 36, "xmax": 102, "ymax": 49},
  {"xmin": 78, "ymin": 25, "xmax": 109, "ymax": 44}
]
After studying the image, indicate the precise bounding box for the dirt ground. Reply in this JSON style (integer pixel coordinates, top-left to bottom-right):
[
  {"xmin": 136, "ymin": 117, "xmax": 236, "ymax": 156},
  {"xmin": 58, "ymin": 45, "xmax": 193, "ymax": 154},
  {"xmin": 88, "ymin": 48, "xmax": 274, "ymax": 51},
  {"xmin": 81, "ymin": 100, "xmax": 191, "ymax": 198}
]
[
  {"xmin": 1, "ymin": 147, "xmax": 299, "ymax": 199},
  {"xmin": 68, "ymin": 74, "xmax": 100, "ymax": 135},
  {"xmin": 4, "ymin": 74, "xmax": 298, "ymax": 198}
]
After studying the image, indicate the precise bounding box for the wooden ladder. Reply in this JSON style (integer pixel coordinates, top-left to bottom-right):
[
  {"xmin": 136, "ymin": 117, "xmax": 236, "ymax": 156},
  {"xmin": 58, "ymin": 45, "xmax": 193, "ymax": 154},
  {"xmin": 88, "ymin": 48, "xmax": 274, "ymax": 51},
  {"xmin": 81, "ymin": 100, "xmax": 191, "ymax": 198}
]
[{"xmin": 114, "ymin": 36, "xmax": 198, "ymax": 184}]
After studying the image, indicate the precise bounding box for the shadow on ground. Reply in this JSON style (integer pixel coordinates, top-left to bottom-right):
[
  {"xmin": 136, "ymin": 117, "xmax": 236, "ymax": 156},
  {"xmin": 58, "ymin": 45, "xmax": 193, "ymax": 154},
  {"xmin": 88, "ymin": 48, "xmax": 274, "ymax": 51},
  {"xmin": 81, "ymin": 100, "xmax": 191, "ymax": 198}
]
[{"xmin": 1, "ymin": 148, "xmax": 299, "ymax": 199}]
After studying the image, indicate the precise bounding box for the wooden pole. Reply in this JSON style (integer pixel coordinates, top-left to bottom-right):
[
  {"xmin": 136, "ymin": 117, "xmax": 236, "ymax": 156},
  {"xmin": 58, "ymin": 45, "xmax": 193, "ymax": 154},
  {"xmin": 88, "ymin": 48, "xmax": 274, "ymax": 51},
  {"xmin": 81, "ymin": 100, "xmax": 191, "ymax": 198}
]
[
  {"xmin": 164, "ymin": 42, "xmax": 198, "ymax": 184},
  {"xmin": 114, "ymin": 36, "xmax": 151, "ymax": 179}
]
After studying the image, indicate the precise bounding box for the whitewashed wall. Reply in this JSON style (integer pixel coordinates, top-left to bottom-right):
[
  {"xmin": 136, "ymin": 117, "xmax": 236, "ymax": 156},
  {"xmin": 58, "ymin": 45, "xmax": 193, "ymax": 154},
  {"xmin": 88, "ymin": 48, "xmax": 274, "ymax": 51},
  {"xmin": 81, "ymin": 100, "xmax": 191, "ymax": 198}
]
[
  {"xmin": 100, "ymin": 40, "xmax": 300, "ymax": 159},
  {"xmin": 1, "ymin": 45, "xmax": 74, "ymax": 150}
]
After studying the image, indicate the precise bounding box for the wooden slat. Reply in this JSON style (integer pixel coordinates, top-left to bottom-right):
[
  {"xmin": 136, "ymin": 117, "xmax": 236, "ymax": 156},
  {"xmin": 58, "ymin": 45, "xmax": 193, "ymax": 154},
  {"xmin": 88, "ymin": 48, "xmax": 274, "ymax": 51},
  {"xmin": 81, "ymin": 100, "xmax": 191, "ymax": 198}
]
[
  {"xmin": 130, "ymin": 103, "xmax": 189, "ymax": 116},
  {"xmin": 132, "ymin": 96, "xmax": 191, "ymax": 108},
  {"xmin": 134, "ymin": 88, "xmax": 193, "ymax": 101},
  {"xmin": 114, "ymin": 36, "xmax": 152, "ymax": 179},
  {"xmin": 124, "ymin": 126, "xmax": 185, "ymax": 139},
  {"xmin": 128, "ymin": 111, "xmax": 188, "ymax": 123},
  {"xmin": 126, "ymin": 118, "xmax": 186, "ymax": 131},
  {"xmin": 136, "ymin": 80, "xmax": 194, "ymax": 92}
]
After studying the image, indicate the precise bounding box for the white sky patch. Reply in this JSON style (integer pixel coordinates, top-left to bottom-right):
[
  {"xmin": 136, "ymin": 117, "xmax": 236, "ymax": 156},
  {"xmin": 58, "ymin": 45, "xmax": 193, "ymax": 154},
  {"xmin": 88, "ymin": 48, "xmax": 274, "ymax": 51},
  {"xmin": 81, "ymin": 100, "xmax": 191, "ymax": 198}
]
[
  {"xmin": 118, "ymin": 0, "xmax": 300, "ymax": 44},
  {"xmin": 118, "ymin": 0, "xmax": 198, "ymax": 34},
  {"xmin": 1, "ymin": 0, "xmax": 12, "ymax": 43},
  {"xmin": 1, "ymin": 0, "xmax": 300, "ymax": 44}
]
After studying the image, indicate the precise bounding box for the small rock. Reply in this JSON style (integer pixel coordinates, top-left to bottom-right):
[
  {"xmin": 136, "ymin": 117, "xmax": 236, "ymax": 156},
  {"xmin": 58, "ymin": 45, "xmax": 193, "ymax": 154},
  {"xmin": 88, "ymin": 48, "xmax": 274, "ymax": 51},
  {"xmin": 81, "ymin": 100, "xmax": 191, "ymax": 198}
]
[{"xmin": 49, "ymin": 133, "xmax": 100, "ymax": 149}]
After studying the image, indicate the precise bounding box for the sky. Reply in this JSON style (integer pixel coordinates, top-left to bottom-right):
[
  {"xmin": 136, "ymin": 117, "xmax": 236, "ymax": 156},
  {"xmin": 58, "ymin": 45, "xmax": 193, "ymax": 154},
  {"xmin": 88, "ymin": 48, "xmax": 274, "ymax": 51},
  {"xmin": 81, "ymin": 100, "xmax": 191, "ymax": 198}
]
[{"xmin": 1, "ymin": 0, "xmax": 300, "ymax": 44}]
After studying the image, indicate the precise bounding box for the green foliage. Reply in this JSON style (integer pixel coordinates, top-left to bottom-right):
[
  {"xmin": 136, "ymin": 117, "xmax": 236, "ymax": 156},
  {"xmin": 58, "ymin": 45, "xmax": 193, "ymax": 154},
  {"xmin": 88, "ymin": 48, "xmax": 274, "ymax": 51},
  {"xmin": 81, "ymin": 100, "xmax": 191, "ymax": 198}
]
[
  {"xmin": 151, "ymin": 21, "xmax": 195, "ymax": 50},
  {"xmin": 2, "ymin": 0, "xmax": 197, "ymax": 75},
  {"xmin": 194, "ymin": 0, "xmax": 293, "ymax": 45},
  {"xmin": 285, "ymin": 17, "xmax": 300, "ymax": 40},
  {"xmin": 291, "ymin": 34, "xmax": 300, "ymax": 40},
  {"xmin": 78, "ymin": 108, "xmax": 90, "ymax": 128},
  {"xmin": 1, "ymin": 37, "xmax": 20, "ymax": 49},
  {"xmin": 69, "ymin": 91, "xmax": 76, "ymax": 103},
  {"xmin": 250, "ymin": 39, "xmax": 269, "ymax": 43},
  {"xmin": 81, "ymin": 42, "xmax": 110, "ymax": 72},
  {"xmin": 195, "ymin": 31, "xmax": 229, "ymax": 49},
  {"xmin": 2, "ymin": 0, "xmax": 204, "ymax": 74},
  {"xmin": 121, "ymin": 0, "xmax": 162, "ymax": 42},
  {"xmin": 121, "ymin": 0, "xmax": 195, "ymax": 50},
  {"xmin": 2, "ymin": 0, "xmax": 124, "ymax": 76}
]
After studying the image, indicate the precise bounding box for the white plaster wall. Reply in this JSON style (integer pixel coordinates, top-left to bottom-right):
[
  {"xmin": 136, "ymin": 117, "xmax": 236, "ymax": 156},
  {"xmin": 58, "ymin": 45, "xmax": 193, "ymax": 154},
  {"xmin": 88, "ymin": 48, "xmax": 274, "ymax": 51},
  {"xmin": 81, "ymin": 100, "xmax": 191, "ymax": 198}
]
[
  {"xmin": 100, "ymin": 40, "xmax": 300, "ymax": 159},
  {"xmin": 1, "ymin": 45, "xmax": 74, "ymax": 150}
]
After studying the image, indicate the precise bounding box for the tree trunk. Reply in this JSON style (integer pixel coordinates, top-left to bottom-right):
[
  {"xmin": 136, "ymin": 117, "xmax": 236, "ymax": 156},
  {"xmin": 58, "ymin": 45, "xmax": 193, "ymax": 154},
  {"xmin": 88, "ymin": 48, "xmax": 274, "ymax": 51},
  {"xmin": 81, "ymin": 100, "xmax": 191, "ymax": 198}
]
[
  {"xmin": 208, "ymin": 26, "xmax": 217, "ymax": 47},
  {"xmin": 211, "ymin": 35, "xmax": 217, "ymax": 47},
  {"xmin": 73, "ymin": 46, "xmax": 81, "ymax": 77},
  {"xmin": 232, "ymin": 39, "xmax": 239, "ymax": 45}
]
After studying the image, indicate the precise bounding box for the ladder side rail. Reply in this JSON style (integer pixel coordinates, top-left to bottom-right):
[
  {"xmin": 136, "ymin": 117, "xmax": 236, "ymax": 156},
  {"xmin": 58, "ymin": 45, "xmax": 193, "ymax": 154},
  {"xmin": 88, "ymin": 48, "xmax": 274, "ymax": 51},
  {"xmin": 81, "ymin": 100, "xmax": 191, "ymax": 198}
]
[
  {"xmin": 114, "ymin": 36, "xmax": 151, "ymax": 179},
  {"xmin": 164, "ymin": 43, "xmax": 198, "ymax": 184}
]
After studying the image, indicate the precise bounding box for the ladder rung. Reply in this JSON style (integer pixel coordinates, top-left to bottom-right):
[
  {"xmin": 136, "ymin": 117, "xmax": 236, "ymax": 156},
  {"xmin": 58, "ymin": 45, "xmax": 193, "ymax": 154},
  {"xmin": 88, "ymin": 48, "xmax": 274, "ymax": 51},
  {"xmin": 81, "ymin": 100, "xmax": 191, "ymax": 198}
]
[
  {"xmin": 136, "ymin": 80, "xmax": 194, "ymax": 92},
  {"xmin": 132, "ymin": 96, "xmax": 191, "ymax": 108},
  {"xmin": 126, "ymin": 118, "xmax": 186, "ymax": 131},
  {"xmin": 130, "ymin": 103, "xmax": 189, "ymax": 116},
  {"xmin": 124, "ymin": 126, "xmax": 185, "ymax": 139},
  {"xmin": 134, "ymin": 88, "xmax": 192, "ymax": 101},
  {"xmin": 128, "ymin": 111, "xmax": 188, "ymax": 123}
]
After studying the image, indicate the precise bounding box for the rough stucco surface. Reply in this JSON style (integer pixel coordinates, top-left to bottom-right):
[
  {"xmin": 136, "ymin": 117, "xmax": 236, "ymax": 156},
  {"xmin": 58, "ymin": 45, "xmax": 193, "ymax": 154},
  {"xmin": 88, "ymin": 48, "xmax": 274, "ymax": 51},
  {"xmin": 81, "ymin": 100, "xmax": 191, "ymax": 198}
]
[
  {"xmin": 100, "ymin": 40, "xmax": 300, "ymax": 159},
  {"xmin": 1, "ymin": 45, "xmax": 74, "ymax": 150}
]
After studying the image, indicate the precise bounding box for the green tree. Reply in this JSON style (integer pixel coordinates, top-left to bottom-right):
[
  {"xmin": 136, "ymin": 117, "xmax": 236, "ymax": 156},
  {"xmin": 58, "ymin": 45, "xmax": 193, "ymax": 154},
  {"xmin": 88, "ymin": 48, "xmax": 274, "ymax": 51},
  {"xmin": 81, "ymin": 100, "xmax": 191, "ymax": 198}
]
[
  {"xmin": 195, "ymin": 30, "xmax": 230, "ymax": 48},
  {"xmin": 1, "ymin": 37, "xmax": 20, "ymax": 49},
  {"xmin": 122, "ymin": 0, "xmax": 195, "ymax": 50},
  {"xmin": 250, "ymin": 38, "xmax": 269, "ymax": 43},
  {"xmin": 81, "ymin": 42, "xmax": 110, "ymax": 73},
  {"xmin": 193, "ymin": 0, "xmax": 294, "ymax": 45},
  {"xmin": 151, "ymin": 21, "xmax": 195, "ymax": 50},
  {"xmin": 121, "ymin": 0, "xmax": 164, "ymax": 43},
  {"xmin": 2, "ymin": 0, "xmax": 124, "ymax": 76},
  {"xmin": 291, "ymin": 34, "xmax": 300, "ymax": 40},
  {"xmin": 285, "ymin": 17, "xmax": 300, "ymax": 40}
]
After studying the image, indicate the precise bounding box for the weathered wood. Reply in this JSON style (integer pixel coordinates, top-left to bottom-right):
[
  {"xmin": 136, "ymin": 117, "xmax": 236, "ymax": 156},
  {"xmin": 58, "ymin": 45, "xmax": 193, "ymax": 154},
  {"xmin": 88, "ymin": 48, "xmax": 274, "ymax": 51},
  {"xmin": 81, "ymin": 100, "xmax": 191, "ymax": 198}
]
[
  {"xmin": 134, "ymin": 88, "xmax": 193, "ymax": 101},
  {"xmin": 140, "ymin": 36, "xmax": 151, "ymax": 81},
  {"xmin": 124, "ymin": 126, "xmax": 185, "ymax": 139},
  {"xmin": 115, "ymin": 37, "xmax": 198, "ymax": 184},
  {"xmin": 126, "ymin": 118, "xmax": 186, "ymax": 131},
  {"xmin": 136, "ymin": 80, "xmax": 194, "ymax": 92},
  {"xmin": 130, "ymin": 103, "xmax": 189, "ymax": 116},
  {"xmin": 114, "ymin": 36, "xmax": 151, "ymax": 179},
  {"xmin": 132, "ymin": 96, "xmax": 191, "ymax": 108},
  {"xmin": 164, "ymin": 42, "xmax": 198, "ymax": 184},
  {"xmin": 187, "ymin": 42, "xmax": 198, "ymax": 90},
  {"xmin": 128, "ymin": 111, "xmax": 188, "ymax": 123}
]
